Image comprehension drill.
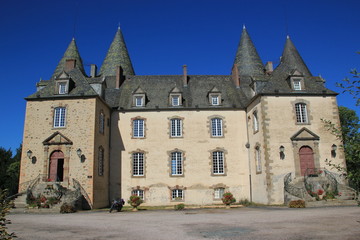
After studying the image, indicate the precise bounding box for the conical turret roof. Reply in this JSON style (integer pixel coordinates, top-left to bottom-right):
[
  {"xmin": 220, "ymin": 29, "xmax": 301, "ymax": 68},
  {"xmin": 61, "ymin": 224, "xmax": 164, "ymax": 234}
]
[
  {"xmin": 276, "ymin": 36, "xmax": 312, "ymax": 77},
  {"xmin": 100, "ymin": 27, "xmax": 135, "ymax": 77},
  {"xmin": 51, "ymin": 38, "xmax": 85, "ymax": 79},
  {"xmin": 233, "ymin": 26, "xmax": 264, "ymax": 77}
]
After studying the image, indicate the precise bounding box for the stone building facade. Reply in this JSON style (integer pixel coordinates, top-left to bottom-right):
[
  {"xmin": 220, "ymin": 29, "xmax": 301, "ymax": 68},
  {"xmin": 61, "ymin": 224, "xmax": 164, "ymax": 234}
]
[{"xmin": 19, "ymin": 27, "xmax": 346, "ymax": 208}]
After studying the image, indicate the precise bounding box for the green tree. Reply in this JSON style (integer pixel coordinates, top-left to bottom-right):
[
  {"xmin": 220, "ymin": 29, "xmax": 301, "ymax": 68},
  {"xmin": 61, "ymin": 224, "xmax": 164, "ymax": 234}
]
[
  {"xmin": 0, "ymin": 145, "xmax": 21, "ymax": 196},
  {"xmin": 338, "ymin": 106, "xmax": 360, "ymax": 191},
  {"xmin": 337, "ymin": 53, "xmax": 360, "ymax": 105},
  {"xmin": 323, "ymin": 107, "xmax": 360, "ymax": 192}
]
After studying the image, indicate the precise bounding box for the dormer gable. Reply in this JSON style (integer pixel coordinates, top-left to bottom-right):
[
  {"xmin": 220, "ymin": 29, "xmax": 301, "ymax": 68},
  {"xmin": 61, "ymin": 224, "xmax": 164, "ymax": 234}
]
[
  {"xmin": 54, "ymin": 71, "xmax": 75, "ymax": 95},
  {"xmin": 208, "ymin": 86, "xmax": 222, "ymax": 106},
  {"xmin": 169, "ymin": 87, "xmax": 182, "ymax": 106},
  {"xmin": 290, "ymin": 127, "xmax": 320, "ymax": 141},
  {"xmin": 43, "ymin": 131, "xmax": 73, "ymax": 145},
  {"xmin": 287, "ymin": 69, "xmax": 305, "ymax": 91},
  {"xmin": 132, "ymin": 86, "xmax": 147, "ymax": 107}
]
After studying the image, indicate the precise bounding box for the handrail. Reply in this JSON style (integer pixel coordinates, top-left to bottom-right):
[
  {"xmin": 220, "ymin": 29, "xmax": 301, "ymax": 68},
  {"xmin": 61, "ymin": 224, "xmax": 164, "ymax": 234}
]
[{"xmin": 284, "ymin": 172, "xmax": 307, "ymax": 199}]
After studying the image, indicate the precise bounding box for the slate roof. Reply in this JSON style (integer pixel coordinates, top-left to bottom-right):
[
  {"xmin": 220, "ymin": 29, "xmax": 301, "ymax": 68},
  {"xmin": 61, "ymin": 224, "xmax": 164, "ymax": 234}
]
[
  {"xmin": 99, "ymin": 27, "xmax": 135, "ymax": 77},
  {"xmin": 116, "ymin": 75, "xmax": 248, "ymax": 110},
  {"xmin": 26, "ymin": 68, "xmax": 98, "ymax": 100},
  {"xmin": 51, "ymin": 39, "xmax": 86, "ymax": 79},
  {"xmin": 233, "ymin": 26, "xmax": 264, "ymax": 77}
]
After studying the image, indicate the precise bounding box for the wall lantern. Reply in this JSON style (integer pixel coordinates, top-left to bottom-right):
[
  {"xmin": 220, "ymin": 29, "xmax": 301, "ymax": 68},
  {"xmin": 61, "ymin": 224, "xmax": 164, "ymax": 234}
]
[
  {"xmin": 27, "ymin": 150, "xmax": 33, "ymax": 159},
  {"xmin": 77, "ymin": 148, "xmax": 86, "ymax": 162},
  {"xmin": 279, "ymin": 146, "xmax": 285, "ymax": 160},
  {"xmin": 331, "ymin": 144, "xmax": 337, "ymax": 158}
]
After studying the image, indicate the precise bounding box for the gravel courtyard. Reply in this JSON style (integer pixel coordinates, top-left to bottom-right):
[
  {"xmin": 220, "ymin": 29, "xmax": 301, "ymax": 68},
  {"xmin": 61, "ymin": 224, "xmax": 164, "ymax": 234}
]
[{"xmin": 7, "ymin": 206, "xmax": 360, "ymax": 240}]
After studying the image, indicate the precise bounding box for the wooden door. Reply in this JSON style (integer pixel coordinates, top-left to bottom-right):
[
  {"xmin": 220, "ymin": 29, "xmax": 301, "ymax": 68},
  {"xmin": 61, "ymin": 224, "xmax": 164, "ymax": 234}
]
[
  {"xmin": 49, "ymin": 151, "xmax": 64, "ymax": 181},
  {"xmin": 299, "ymin": 146, "xmax": 315, "ymax": 176}
]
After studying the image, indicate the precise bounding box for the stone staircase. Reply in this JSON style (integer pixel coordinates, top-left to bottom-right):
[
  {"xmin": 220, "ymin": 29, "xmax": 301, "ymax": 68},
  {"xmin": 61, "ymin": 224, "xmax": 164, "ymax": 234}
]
[
  {"xmin": 337, "ymin": 184, "xmax": 357, "ymax": 200},
  {"xmin": 13, "ymin": 193, "xmax": 27, "ymax": 208}
]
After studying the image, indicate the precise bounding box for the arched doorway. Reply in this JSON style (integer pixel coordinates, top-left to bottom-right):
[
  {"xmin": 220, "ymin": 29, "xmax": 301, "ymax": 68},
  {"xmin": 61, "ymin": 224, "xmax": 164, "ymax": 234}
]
[
  {"xmin": 299, "ymin": 146, "xmax": 315, "ymax": 176},
  {"xmin": 49, "ymin": 150, "xmax": 64, "ymax": 182}
]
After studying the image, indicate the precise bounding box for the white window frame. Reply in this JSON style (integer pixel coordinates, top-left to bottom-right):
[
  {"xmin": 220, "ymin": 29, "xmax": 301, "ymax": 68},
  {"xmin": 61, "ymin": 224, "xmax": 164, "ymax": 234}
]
[
  {"xmin": 135, "ymin": 96, "xmax": 144, "ymax": 107},
  {"xmin": 171, "ymin": 95, "xmax": 180, "ymax": 106},
  {"xmin": 211, "ymin": 95, "xmax": 219, "ymax": 105},
  {"xmin": 133, "ymin": 119, "xmax": 144, "ymax": 138},
  {"xmin": 211, "ymin": 118, "xmax": 223, "ymax": 137},
  {"xmin": 133, "ymin": 152, "xmax": 144, "ymax": 176},
  {"xmin": 170, "ymin": 118, "xmax": 182, "ymax": 137},
  {"xmin": 295, "ymin": 103, "xmax": 308, "ymax": 123},
  {"xmin": 214, "ymin": 188, "xmax": 225, "ymax": 199},
  {"xmin": 253, "ymin": 111, "xmax": 259, "ymax": 132},
  {"xmin": 132, "ymin": 189, "xmax": 144, "ymax": 200},
  {"xmin": 255, "ymin": 147, "xmax": 262, "ymax": 173},
  {"xmin": 171, "ymin": 152, "xmax": 183, "ymax": 175},
  {"xmin": 56, "ymin": 81, "xmax": 69, "ymax": 94},
  {"xmin": 172, "ymin": 189, "xmax": 183, "ymax": 200},
  {"xmin": 98, "ymin": 147, "xmax": 104, "ymax": 176},
  {"xmin": 53, "ymin": 107, "xmax": 66, "ymax": 128},
  {"xmin": 293, "ymin": 79, "xmax": 302, "ymax": 90},
  {"xmin": 212, "ymin": 151, "xmax": 224, "ymax": 174}
]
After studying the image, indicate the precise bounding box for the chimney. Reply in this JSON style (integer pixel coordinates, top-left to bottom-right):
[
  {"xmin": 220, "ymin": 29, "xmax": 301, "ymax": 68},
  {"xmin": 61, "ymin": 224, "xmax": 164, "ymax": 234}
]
[
  {"xmin": 65, "ymin": 59, "xmax": 76, "ymax": 72},
  {"xmin": 231, "ymin": 64, "xmax": 240, "ymax": 88},
  {"xmin": 116, "ymin": 66, "xmax": 124, "ymax": 89},
  {"xmin": 183, "ymin": 65, "xmax": 188, "ymax": 86},
  {"xmin": 90, "ymin": 64, "xmax": 97, "ymax": 77},
  {"xmin": 265, "ymin": 61, "xmax": 273, "ymax": 74}
]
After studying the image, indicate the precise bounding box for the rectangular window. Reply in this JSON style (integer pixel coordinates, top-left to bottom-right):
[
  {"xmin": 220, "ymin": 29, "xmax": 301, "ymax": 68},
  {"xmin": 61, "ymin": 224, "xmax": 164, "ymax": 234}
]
[
  {"xmin": 133, "ymin": 119, "xmax": 144, "ymax": 137},
  {"xmin": 132, "ymin": 189, "xmax": 144, "ymax": 200},
  {"xmin": 99, "ymin": 112, "xmax": 105, "ymax": 134},
  {"xmin": 211, "ymin": 118, "xmax": 223, "ymax": 137},
  {"xmin": 58, "ymin": 82, "xmax": 67, "ymax": 94},
  {"xmin": 135, "ymin": 96, "xmax": 144, "ymax": 107},
  {"xmin": 212, "ymin": 151, "xmax": 224, "ymax": 174},
  {"xmin": 295, "ymin": 103, "xmax": 308, "ymax": 123},
  {"xmin": 214, "ymin": 188, "xmax": 225, "ymax": 199},
  {"xmin": 133, "ymin": 153, "xmax": 144, "ymax": 176},
  {"xmin": 53, "ymin": 107, "xmax": 66, "ymax": 128},
  {"xmin": 211, "ymin": 95, "xmax": 219, "ymax": 105},
  {"xmin": 171, "ymin": 152, "xmax": 183, "ymax": 175},
  {"xmin": 255, "ymin": 147, "xmax": 261, "ymax": 173},
  {"xmin": 172, "ymin": 189, "xmax": 183, "ymax": 200},
  {"xmin": 293, "ymin": 79, "xmax": 302, "ymax": 90},
  {"xmin": 253, "ymin": 111, "xmax": 259, "ymax": 132},
  {"xmin": 171, "ymin": 95, "xmax": 180, "ymax": 106},
  {"xmin": 98, "ymin": 148, "xmax": 104, "ymax": 176},
  {"xmin": 171, "ymin": 119, "xmax": 182, "ymax": 137}
]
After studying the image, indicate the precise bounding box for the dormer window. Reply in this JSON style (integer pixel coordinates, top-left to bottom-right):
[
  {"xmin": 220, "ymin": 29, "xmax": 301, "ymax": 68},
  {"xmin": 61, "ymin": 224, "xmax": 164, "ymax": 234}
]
[
  {"xmin": 171, "ymin": 95, "xmax": 180, "ymax": 106},
  {"xmin": 56, "ymin": 80, "xmax": 69, "ymax": 94},
  {"xmin": 135, "ymin": 96, "xmax": 144, "ymax": 107},
  {"xmin": 169, "ymin": 87, "xmax": 182, "ymax": 107},
  {"xmin": 132, "ymin": 87, "xmax": 146, "ymax": 107},
  {"xmin": 208, "ymin": 87, "xmax": 222, "ymax": 106},
  {"xmin": 293, "ymin": 78, "xmax": 302, "ymax": 90}
]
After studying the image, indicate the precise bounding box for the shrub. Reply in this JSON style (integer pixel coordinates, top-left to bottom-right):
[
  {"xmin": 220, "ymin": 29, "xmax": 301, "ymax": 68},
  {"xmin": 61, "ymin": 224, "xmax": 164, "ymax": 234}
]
[
  {"xmin": 60, "ymin": 203, "xmax": 76, "ymax": 213},
  {"xmin": 127, "ymin": 195, "xmax": 142, "ymax": 209},
  {"xmin": 0, "ymin": 189, "xmax": 16, "ymax": 239},
  {"xmin": 289, "ymin": 200, "xmax": 306, "ymax": 208},
  {"xmin": 222, "ymin": 192, "xmax": 236, "ymax": 206},
  {"xmin": 174, "ymin": 204, "xmax": 185, "ymax": 210}
]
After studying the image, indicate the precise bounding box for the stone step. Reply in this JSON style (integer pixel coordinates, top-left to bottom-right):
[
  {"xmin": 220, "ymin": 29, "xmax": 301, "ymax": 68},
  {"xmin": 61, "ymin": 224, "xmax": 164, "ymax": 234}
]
[
  {"xmin": 13, "ymin": 194, "xmax": 27, "ymax": 208},
  {"xmin": 306, "ymin": 199, "xmax": 358, "ymax": 207}
]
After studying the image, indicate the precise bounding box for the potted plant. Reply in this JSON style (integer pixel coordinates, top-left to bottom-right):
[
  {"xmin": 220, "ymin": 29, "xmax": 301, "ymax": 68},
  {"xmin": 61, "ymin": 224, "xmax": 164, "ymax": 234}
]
[
  {"xmin": 222, "ymin": 192, "xmax": 236, "ymax": 208},
  {"xmin": 128, "ymin": 195, "xmax": 142, "ymax": 211}
]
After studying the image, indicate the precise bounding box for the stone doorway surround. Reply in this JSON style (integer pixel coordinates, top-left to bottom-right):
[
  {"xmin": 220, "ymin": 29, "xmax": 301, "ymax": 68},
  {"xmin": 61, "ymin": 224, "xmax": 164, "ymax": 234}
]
[
  {"xmin": 291, "ymin": 127, "xmax": 320, "ymax": 177},
  {"xmin": 42, "ymin": 132, "xmax": 73, "ymax": 186}
]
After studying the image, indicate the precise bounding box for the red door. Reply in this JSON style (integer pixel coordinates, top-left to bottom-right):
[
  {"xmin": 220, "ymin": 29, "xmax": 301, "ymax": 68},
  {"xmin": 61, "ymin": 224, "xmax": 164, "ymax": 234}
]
[
  {"xmin": 299, "ymin": 146, "xmax": 315, "ymax": 176},
  {"xmin": 49, "ymin": 151, "xmax": 64, "ymax": 181}
]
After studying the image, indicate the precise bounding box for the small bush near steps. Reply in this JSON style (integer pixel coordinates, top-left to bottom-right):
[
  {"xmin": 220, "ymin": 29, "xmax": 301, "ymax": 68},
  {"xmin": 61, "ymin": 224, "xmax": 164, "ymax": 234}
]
[
  {"xmin": 60, "ymin": 203, "xmax": 77, "ymax": 213},
  {"xmin": 174, "ymin": 204, "xmax": 185, "ymax": 210},
  {"xmin": 288, "ymin": 200, "xmax": 306, "ymax": 208}
]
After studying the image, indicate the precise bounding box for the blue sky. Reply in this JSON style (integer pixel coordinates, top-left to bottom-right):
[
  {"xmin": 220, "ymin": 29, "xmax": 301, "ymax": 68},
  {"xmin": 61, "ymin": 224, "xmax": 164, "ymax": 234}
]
[{"xmin": 0, "ymin": 0, "xmax": 359, "ymax": 154}]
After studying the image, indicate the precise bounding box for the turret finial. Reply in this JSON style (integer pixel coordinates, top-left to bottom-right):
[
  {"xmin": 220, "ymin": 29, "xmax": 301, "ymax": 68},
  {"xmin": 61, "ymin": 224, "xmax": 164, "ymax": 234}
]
[{"xmin": 243, "ymin": 24, "xmax": 246, "ymax": 30}]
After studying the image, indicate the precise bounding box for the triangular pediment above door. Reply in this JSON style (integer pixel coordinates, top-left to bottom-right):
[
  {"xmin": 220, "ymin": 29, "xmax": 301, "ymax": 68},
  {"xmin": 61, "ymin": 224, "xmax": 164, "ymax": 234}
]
[
  {"xmin": 290, "ymin": 127, "xmax": 320, "ymax": 141},
  {"xmin": 43, "ymin": 131, "xmax": 73, "ymax": 145}
]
